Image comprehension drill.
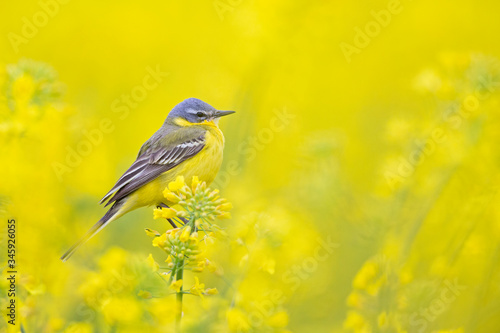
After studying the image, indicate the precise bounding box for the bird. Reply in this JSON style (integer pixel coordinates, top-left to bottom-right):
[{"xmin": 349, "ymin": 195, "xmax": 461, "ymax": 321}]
[{"xmin": 60, "ymin": 98, "xmax": 235, "ymax": 262}]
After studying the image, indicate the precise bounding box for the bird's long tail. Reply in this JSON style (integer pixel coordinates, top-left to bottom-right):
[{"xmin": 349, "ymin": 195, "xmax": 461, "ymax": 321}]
[{"xmin": 60, "ymin": 201, "xmax": 124, "ymax": 262}]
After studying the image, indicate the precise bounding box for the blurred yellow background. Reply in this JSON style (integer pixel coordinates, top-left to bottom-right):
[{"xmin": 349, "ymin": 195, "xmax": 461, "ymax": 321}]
[{"xmin": 1, "ymin": 0, "xmax": 500, "ymax": 332}]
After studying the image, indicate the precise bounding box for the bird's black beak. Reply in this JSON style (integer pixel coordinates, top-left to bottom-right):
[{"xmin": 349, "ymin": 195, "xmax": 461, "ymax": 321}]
[{"xmin": 214, "ymin": 110, "xmax": 236, "ymax": 118}]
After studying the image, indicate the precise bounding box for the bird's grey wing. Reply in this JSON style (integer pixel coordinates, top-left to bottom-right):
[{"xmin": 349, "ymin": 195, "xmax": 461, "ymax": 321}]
[{"xmin": 100, "ymin": 134, "xmax": 206, "ymax": 207}]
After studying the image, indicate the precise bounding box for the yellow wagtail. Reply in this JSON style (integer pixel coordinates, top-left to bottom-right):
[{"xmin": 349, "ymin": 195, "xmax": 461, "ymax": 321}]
[{"xmin": 61, "ymin": 98, "xmax": 235, "ymax": 261}]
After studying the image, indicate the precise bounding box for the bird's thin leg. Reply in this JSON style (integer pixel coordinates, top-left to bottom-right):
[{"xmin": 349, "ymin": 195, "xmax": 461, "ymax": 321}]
[{"xmin": 167, "ymin": 219, "xmax": 177, "ymax": 228}]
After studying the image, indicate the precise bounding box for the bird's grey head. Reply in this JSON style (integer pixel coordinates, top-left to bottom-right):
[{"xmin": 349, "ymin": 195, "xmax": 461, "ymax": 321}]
[{"xmin": 167, "ymin": 98, "xmax": 235, "ymax": 124}]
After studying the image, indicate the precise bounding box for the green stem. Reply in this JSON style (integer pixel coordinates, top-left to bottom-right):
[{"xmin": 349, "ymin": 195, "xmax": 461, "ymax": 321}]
[
  {"xmin": 175, "ymin": 217, "xmax": 195, "ymax": 332},
  {"xmin": 175, "ymin": 260, "xmax": 184, "ymax": 331}
]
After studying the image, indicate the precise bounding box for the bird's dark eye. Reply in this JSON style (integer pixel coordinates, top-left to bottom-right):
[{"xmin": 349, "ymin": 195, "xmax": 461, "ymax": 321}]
[{"xmin": 196, "ymin": 112, "xmax": 205, "ymax": 118}]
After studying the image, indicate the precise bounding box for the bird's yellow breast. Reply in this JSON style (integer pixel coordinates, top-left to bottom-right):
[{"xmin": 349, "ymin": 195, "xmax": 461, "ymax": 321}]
[{"xmin": 127, "ymin": 122, "xmax": 225, "ymax": 209}]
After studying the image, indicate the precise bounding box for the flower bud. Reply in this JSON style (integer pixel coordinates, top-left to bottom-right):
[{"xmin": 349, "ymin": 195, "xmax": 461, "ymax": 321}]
[
  {"xmin": 205, "ymin": 288, "xmax": 218, "ymax": 295},
  {"xmin": 180, "ymin": 226, "xmax": 192, "ymax": 242}
]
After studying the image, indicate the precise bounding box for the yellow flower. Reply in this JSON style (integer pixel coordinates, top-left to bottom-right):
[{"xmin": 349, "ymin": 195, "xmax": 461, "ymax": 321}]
[
  {"xmin": 144, "ymin": 228, "xmax": 160, "ymax": 237},
  {"xmin": 217, "ymin": 202, "xmax": 233, "ymax": 211},
  {"xmin": 191, "ymin": 175, "xmax": 201, "ymax": 192},
  {"xmin": 190, "ymin": 276, "xmax": 205, "ymax": 297},
  {"xmin": 169, "ymin": 279, "xmax": 183, "ymax": 292},
  {"xmin": 353, "ymin": 261, "xmax": 378, "ymax": 290},
  {"xmin": 152, "ymin": 233, "xmax": 167, "ymax": 248},
  {"xmin": 267, "ymin": 311, "xmax": 289, "ymax": 328},
  {"xmin": 208, "ymin": 189, "xmax": 219, "ymax": 199},
  {"xmin": 180, "ymin": 225, "xmax": 192, "ymax": 242},
  {"xmin": 343, "ymin": 311, "xmax": 369, "ymax": 331},
  {"xmin": 346, "ymin": 291, "xmax": 364, "ymax": 309},
  {"xmin": 205, "ymin": 259, "xmax": 217, "ymax": 273},
  {"xmin": 163, "ymin": 188, "xmax": 180, "ymax": 203},
  {"xmin": 366, "ymin": 275, "xmax": 386, "ymax": 296},
  {"xmin": 167, "ymin": 228, "xmax": 180, "ymax": 235},
  {"xmin": 227, "ymin": 308, "xmax": 250, "ymax": 332},
  {"xmin": 153, "ymin": 207, "xmax": 177, "ymax": 219},
  {"xmin": 205, "ymin": 288, "xmax": 218, "ymax": 295},
  {"xmin": 153, "ymin": 208, "xmax": 163, "ymax": 219},
  {"xmin": 147, "ymin": 253, "xmax": 159, "ymax": 272},
  {"xmin": 138, "ymin": 290, "xmax": 152, "ymax": 299},
  {"xmin": 167, "ymin": 228, "xmax": 181, "ymax": 242},
  {"xmin": 169, "ymin": 176, "xmax": 185, "ymax": 191},
  {"xmin": 12, "ymin": 74, "xmax": 35, "ymax": 104}
]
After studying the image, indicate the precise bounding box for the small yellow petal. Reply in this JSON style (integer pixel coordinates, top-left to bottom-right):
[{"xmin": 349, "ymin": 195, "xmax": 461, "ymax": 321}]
[
  {"xmin": 153, "ymin": 207, "xmax": 177, "ymax": 219},
  {"xmin": 152, "ymin": 233, "xmax": 167, "ymax": 247},
  {"xmin": 146, "ymin": 253, "xmax": 159, "ymax": 272},
  {"xmin": 138, "ymin": 290, "xmax": 152, "ymax": 299},
  {"xmin": 191, "ymin": 176, "xmax": 201, "ymax": 192},
  {"xmin": 218, "ymin": 212, "xmax": 232, "ymax": 219},
  {"xmin": 162, "ymin": 208, "xmax": 177, "ymax": 219},
  {"xmin": 180, "ymin": 226, "xmax": 192, "ymax": 242},
  {"xmin": 167, "ymin": 228, "xmax": 181, "ymax": 240},
  {"xmin": 267, "ymin": 310, "xmax": 289, "ymax": 328},
  {"xmin": 346, "ymin": 291, "xmax": 364, "ymax": 308},
  {"xmin": 217, "ymin": 202, "xmax": 233, "ymax": 212},
  {"xmin": 166, "ymin": 193, "xmax": 180, "ymax": 203},
  {"xmin": 167, "ymin": 228, "xmax": 180, "ymax": 235},
  {"xmin": 169, "ymin": 176, "xmax": 185, "ymax": 192},
  {"xmin": 163, "ymin": 188, "xmax": 180, "ymax": 203},
  {"xmin": 145, "ymin": 228, "xmax": 160, "ymax": 237},
  {"xmin": 208, "ymin": 189, "xmax": 219, "ymax": 199},
  {"xmin": 169, "ymin": 279, "xmax": 183, "ymax": 292},
  {"xmin": 205, "ymin": 288, "xmax": 218, "ymax": 295},
  {"xmin": 176, "ymin": 210, "xmax": 188, "ymax": 218},
  {"xmin": 190, "ymin": 276, "xmax": 205, "ymax": 296},
  {"xmin": 205, "ymin": 259, "xmax": 217, "ymax": 273},
  {"xmin": 153, "ymin": 208, "xmax": 164, "ymax": 219}
]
